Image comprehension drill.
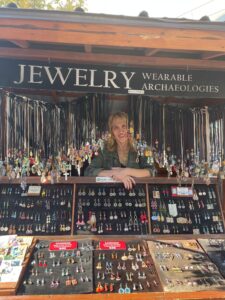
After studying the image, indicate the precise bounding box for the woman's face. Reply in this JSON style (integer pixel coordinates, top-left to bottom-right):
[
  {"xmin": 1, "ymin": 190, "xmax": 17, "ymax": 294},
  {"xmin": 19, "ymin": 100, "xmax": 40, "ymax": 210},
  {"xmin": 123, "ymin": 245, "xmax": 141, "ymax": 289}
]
[{"xmin": 111, "ymin": 117, "xmax": 128, "ymax": 145}]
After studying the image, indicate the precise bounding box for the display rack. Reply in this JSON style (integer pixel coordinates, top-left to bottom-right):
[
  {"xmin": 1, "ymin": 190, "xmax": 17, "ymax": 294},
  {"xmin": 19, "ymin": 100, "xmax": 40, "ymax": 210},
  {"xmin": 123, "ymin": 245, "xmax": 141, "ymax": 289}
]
[
  {"xmin": 0, "ymin": 177, "xmax": 224, "ymax": 237},
  {"xmin": 0, "ymin": 184, "xmax": 73, "ymax": 236},
  {"xmin": 18, "ymin": 239, "xmax": 93, "ymax": 295},
  {"xmin": 0, "ymin": 177, "xmax": 225, "ymax": 299},
  {"xmin": 75, "ymin": 184, "xmax": 149, "ymax": 235},
  {"xmin": 149, "ymin": 184, "xmax": 224, "ymax": 234}
]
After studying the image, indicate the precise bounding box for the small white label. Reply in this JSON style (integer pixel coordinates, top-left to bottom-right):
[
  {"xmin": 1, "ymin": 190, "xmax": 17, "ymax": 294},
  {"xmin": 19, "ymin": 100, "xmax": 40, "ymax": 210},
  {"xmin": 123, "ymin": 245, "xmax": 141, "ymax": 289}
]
[
  {"xmin": 27, "ymin": 186, "xmax": 41, "ymax": 196},
  {"xmin": 171, "ymin": 186, "xmax": 193, "ymax": 197},
  {"xmin": 168, "ymin": 203, "xmax": 178, "ymax": 217},
  {"xmin": 128, "ymin": 90, "xmax": 145, "ymax": 95},
  {"xmin": 96, "ymin": 177, "xmax": 116, "ymax": 183},
  {"xmin": 177, "ymin": 187, "xmax": 189, "ymax": 196},
  {"xmin": 193, "ymin": 228, "xmax": 200, "ymax": 235}
]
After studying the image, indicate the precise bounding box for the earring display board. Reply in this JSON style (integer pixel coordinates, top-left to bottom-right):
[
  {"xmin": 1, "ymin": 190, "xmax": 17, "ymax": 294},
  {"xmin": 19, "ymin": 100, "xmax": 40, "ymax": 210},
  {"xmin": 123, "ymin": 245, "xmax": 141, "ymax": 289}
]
[
  {"xmin": 147, "ymin": 239, "xmax": 225, "ymax": 292},
  {"xmin": 15, "ymin": 236, "xmax": 225, "ymax": 297},
  {"xmin": 18, "ymin": 239, "xmax": 93, "ymax": 295},
  {"xmin": 74, "ymin": 184, "xmax": 149, "ymax": 235},
  {"xmin": 0, "ymin": 180, "xmax": 224, "ymax": 237},
  {"xmin": 0, "ymin": 184, "xmax": 73, "ymax": 236},
  {"xmin": 198, "ymin": 238, "xmax": 225, "ymax": 278},
  {"xmin": 149, "ymin": 184, "xmax": 224, "ymax": 234},
  {"xmin": 93, "ymin": 239, "xmax": 162, "ymax": 294}
]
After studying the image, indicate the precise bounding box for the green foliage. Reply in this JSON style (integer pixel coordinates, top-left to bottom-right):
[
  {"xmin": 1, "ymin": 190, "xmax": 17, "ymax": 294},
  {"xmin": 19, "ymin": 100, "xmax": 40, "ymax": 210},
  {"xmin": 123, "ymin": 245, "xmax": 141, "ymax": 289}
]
[
  {"xmin": 0, "ymin": 0, "xmax": 86, "ymax": 11},
  {"xmin": 53, "ymin": 0, "xmax": 86, "ymax": 11}
]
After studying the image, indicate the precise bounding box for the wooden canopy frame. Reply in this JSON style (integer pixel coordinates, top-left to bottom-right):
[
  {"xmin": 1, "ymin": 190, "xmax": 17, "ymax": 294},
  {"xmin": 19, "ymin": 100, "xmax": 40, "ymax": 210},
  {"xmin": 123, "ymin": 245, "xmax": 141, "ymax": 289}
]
[
  {"xmin": 0, "ymin": 7, "xmax": 224, "ymax": 70},
  {"xmin": 0, "ymin": 7, "xmax": 224, "ymax": 103}
]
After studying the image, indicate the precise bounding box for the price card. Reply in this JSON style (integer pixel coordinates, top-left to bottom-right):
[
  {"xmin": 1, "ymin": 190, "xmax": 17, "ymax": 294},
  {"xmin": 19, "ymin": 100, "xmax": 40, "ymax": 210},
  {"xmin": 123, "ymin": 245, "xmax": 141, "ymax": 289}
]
[
  {"xmin": 171, "ymin": 186, "xmax": 193, "ymax": 197},
  {"xmin": 49, "ymin": 241, "xmax": 78, "ymax": 251},
  {"xmin": 96, "ymin": 177, "xmax": 116, "ymax": 183},
  {"xmin": 128, "ymin": 89, "xmax": 145, "ymax": 95},
  {"xmin": 99, "ymin": 241, "xmax": 126, "ymax": 250},
  {"xmin": 27, "ymin": 185, "xmax": 41, "ymax": 196}
]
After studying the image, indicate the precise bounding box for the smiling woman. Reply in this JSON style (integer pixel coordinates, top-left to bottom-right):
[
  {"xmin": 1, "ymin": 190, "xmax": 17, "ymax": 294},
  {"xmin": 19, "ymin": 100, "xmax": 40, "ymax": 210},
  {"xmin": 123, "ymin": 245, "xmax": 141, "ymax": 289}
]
[{"xmin": 84, "ymin": 112, "xmax": 152, "ymax": 189}]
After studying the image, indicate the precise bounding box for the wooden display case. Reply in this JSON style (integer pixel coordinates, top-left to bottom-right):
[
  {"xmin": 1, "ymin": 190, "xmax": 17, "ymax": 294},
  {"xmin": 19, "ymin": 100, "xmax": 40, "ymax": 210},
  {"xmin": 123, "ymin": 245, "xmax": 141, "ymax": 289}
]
[
  {"xmin": 0, "ymin": 5, "xmax": 225, "ymax": 300},
  {"xmin": 0, "ymin": 177, "xmax": 225, "ymax": 299}
]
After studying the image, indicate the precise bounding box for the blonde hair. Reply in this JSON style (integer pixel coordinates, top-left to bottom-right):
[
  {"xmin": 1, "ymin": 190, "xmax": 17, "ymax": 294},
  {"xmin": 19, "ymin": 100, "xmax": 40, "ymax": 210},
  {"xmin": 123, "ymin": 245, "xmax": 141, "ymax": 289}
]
[{"xmin": 106, "ymin": 112, "xmax": 136, "ymax": 152}]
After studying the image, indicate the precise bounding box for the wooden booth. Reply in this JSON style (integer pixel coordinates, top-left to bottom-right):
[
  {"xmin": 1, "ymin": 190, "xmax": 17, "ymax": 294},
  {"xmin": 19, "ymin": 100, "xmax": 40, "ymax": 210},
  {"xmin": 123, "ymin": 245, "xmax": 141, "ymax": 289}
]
[{"xmin": 0, "ymin": 6, "xmax": 225, "ymax": 300}]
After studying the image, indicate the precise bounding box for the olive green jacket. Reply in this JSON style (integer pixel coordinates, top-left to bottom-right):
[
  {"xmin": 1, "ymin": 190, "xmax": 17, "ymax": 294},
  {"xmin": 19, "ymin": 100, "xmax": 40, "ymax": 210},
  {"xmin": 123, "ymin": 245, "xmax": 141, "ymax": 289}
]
[{"xmin": 84, "ymin": 148, "xmax": 153, "ymax": 177}]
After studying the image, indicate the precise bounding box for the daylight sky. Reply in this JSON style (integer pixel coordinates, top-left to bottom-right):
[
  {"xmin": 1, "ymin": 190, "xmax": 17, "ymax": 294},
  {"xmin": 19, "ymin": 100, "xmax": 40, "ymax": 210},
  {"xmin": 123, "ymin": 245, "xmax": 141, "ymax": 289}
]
[{"xmin": 86, "ymin": 0, "xmax": 225, "ymax": 21}]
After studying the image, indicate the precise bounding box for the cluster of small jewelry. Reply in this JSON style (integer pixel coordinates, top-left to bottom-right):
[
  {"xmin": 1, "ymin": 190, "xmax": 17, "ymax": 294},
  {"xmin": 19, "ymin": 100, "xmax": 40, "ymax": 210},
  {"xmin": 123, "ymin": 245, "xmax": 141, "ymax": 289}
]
[
  {"xmin": 19, "ymin": 240, "xmax": 93, "ymax": 295},
  {"xmin": 150, "ymin": 184, "xmax": 224, "ymax": 235},
  {"xmin": 147, "ymin": 240, "xmax": 225, "ymax": 292},
  {"xmin": 0, "ymin": 184, "xmax": 73, "ymax": 236},
  {"xmin": 75, "ymin": 185, "xmax": 149, "ymax": 235},
  {"xmin": 0, "ymin": 138, "xmax": 154, "ymax": 181},
  {"xmin": 93, "ymin": 240, "xmax": 161, "ymax": 294},
  {"xmin": 2, "ymin": 137, "xmax": 225, "ymax": 182}
]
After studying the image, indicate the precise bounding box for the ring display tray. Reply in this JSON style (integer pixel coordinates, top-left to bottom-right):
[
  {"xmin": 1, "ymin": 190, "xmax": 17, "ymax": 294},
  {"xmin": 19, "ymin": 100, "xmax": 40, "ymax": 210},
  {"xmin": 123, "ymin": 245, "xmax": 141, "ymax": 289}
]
[
  {"xmin": 147, "ymin": 239, "xmax": 225, "ymax": 292},
  {"xmin": 198, "ymin": 238, "xmax": 225, "ymax": 278}
]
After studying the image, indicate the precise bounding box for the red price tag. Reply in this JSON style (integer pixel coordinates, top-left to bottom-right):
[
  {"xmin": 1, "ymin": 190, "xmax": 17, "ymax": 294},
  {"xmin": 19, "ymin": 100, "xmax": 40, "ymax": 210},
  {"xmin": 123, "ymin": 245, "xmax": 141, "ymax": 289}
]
[
  {"xmin": 49, "ymin": 241, "xmax": 78, "ymax": 251},
  {"xmin": 99, "ymin": 241, "xmax": 126, "ymax": 250}
]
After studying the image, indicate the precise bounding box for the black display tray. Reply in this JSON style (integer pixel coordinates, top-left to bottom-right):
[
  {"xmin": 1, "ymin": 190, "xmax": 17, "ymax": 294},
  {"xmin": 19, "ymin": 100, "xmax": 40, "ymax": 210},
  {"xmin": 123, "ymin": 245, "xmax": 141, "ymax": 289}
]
[
  {"xmin": 149, "ymin": 184, "xmax": 224, "ymax": 234},
  {"xmin": 18, "ymin": 239, "xmax": 93, "ymax": 295},
  {"xmin": 74, "ymin": 184, "xmax": 149, "ymax": 235},
  {"xmin": 93, "ymin": 239, "xmax": 162, "ymax": 293},
  {"xmin": 0, "ymin": 184, "xmax": 73, "ymax": 236}
]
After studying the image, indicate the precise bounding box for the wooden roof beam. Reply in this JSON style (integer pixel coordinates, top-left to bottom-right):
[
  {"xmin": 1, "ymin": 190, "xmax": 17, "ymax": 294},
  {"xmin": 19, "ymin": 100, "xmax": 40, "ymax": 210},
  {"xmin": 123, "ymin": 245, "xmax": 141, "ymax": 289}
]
[
  {"xmin": 1, "ymin": 47, "xmax": 225, "ymax": 70},
  {"xmin": 9, "ymin": 40, "xmax": 30, "ymax": 48},
  {"xmin": 51, "ymin": 90, "xmax": 59, "ymax": 103},
  {"xmin": 84, "ymin": 45, "xmax": 92, "ymax": 53},
  {"xmin": 0, "ymin": 19, "xmax": 225, "ymax": 52},
  {"xmin": 202, "ymin": 52, "xmax": 225, "ymax": 60},
  {"xmin": 145, "ymin": 48, "xmax": 160, "ymax": 56}
]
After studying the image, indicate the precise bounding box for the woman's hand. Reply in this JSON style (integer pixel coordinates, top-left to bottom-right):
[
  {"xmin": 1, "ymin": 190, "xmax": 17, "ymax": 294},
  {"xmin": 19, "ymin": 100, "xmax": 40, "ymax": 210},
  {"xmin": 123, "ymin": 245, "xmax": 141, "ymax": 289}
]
[
  {"xmin": 113, "ymin": 174, "xmax": 136, "ymax": 189},
  {"xmin": 98, "ymin": 168, "xmax": 136, "ymax": 189},
  {"xmin": 111, "ymin": 168, "xmax": 136, "ymax": 190}
]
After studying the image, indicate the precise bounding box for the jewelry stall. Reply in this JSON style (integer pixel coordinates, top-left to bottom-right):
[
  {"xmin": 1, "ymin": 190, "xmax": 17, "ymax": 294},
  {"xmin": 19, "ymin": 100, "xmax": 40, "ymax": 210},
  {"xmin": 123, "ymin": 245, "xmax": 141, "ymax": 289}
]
[{"xmin": 0, "ymin": 6, "xmax": 225, "ymax": 300}]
